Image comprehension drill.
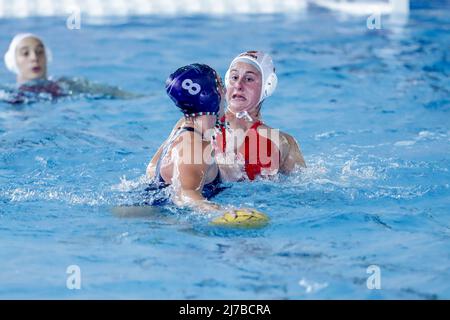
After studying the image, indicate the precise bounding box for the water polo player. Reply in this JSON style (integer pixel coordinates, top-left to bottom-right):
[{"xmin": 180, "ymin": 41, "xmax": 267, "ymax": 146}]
[
  {"xmin": 3, "ymin": 33, "xmax": 137, "ymax": 104},
  {"xmin": 146, "ymin": 63, "xmax": 224, "ymax": 212},
  {"xmin": 215, "ymin": 50, "xmax": 306, "ymax": 181}
]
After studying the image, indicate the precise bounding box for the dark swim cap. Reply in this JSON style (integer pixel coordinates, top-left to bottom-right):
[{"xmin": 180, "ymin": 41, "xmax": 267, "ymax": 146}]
[{"xmin": 165, "ymin": 63, "xmax": 221, "ymax": 117}]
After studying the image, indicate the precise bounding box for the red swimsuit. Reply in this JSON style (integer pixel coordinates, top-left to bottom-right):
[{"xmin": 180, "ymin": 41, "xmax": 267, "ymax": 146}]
[{"xmin": 216, "ymin": 117, "xmax": 280, "ymax": 180}]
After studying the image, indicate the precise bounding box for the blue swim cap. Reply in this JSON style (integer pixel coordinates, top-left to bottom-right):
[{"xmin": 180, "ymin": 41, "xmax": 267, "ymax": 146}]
[{"xmin": 166, "ymin": 64, "xmax": 221, "ymax": 117}]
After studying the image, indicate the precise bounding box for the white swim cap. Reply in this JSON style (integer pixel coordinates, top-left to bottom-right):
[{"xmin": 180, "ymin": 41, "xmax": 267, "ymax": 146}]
[
  {"xmin": 4, "ymin": 33, "xmax": 52, "ymax": 74},
  {"xmin": 225, "ymin": 51, "xmax": 278, "ymax": 104}
]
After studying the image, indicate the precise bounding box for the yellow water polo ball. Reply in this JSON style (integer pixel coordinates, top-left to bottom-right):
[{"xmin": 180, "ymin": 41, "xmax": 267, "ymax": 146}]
[{"xmin": 211, "ymin": 208, "xmax": 269, "ymax": 228}]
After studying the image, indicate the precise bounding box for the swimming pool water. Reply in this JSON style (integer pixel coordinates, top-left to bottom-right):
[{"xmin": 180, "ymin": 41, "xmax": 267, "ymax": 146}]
[{"xmin": 0, "ymin": 3, "xmax": 449, "ymax": 299}]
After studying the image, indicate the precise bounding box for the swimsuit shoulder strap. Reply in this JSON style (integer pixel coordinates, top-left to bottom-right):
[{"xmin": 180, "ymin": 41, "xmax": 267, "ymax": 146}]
[
  {"xmin": 249, "ymin": 120, "xmax": 264, "ymax": 131},
  {"xmin": 219, "ymin": 117, "xmax": 227, "ymax": 150},
  {"xmin": 181, "ymin": 126, "xmax": 194, "ymax": 133}
]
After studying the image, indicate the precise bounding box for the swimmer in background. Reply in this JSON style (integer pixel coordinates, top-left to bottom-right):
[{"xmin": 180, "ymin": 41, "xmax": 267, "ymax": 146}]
[
  {"xmin": 146, "ymin": 63, "xmax": 226, "ymax": 212},
  {"xmin": 2, "ymin": 33, "xmax": 137, "ymax": 104},
  {"xmin": 3, "ymin": 33, "xmax": 63, "ymax": 101}
]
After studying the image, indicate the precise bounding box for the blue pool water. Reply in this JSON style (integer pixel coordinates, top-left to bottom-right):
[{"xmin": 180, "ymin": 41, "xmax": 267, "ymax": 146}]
[{"xmin": 1, "ymin": 4, "xmax": 449, "ymax": 299}]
